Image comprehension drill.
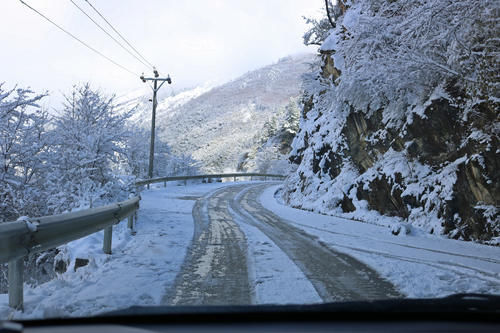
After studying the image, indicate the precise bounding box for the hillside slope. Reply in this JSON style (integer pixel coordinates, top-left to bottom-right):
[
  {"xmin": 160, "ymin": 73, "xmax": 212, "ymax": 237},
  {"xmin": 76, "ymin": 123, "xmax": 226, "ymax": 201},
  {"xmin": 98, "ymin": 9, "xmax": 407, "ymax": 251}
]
[{"xmin": 125, "ymin": 54, "xmax": 315, "ymax": 173}]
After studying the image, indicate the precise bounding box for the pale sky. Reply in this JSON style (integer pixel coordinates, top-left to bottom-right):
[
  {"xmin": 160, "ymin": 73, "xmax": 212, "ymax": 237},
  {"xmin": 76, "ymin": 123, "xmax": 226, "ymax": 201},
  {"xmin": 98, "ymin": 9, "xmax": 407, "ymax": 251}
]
[{"xmin": 1, "ymin": 0, "xmax": 323, "ymax": 108}]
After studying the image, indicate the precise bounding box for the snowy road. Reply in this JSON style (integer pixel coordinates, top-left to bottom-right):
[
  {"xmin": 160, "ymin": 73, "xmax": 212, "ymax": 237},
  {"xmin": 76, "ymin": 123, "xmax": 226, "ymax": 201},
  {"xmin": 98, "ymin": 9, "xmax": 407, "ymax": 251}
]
[
  {"xmin": 164, "ymin": 186, "xmax": 252, "ymax": 305},
  {"xmin": 259, "ymin": 185, "xmax": 500, "ymax": 299},
  {"xmin": 165, "ymin": 182, "xmax": 500, "ymax": 304},
  {"xmin": 232, "ymin": 184, "xmax": 402, "ymax": 301},
  {"xmin": 1, "ymin": 181, "xmax": 498, "ymax": 319},
  {"xmin": 165, "ymin": 183, "xmax": 400, "ymax": 305}
]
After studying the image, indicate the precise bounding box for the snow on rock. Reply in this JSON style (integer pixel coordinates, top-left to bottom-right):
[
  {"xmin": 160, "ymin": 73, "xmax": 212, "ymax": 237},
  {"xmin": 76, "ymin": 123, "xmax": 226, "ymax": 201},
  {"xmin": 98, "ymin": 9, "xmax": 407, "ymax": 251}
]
[
  {"xmin": 284, "ymin": 0, "xmax": 499, "ymax": 242},
  {"xmin": 390, "ymin": 223, "xmax": 411, "ymax": 236}
]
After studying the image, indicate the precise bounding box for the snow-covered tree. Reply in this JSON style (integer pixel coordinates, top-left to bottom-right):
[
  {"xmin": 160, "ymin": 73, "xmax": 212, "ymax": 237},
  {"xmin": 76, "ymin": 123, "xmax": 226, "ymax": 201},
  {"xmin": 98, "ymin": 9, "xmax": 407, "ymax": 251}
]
[
  {"xmin": 122, "ymin": 127, "xmax": 153, "ymax": 178},
  {"xmin": 165, "ymin": 153, "xmax": 200, "ymax": 176},
  {"xmin": 302, "ymin": 15, "xmax": 332, "ymax": 46},
  {"xmin": 47, "ymin": 84, "xmax": 133, "ymax": 211},
  {"xmin": 283, "ymin": 98, "xmax": 300, "ymax": 136},
  {"xmin": 0, "ymin": 84, "xmax": 50, "ymax": 222},
  {"xmin": 324, "ymin": 0, "xmax": 499, "ymax": 125},
  {"xmin": 302, "ymin": 0, "xmax": 343, "ymax": 46}
]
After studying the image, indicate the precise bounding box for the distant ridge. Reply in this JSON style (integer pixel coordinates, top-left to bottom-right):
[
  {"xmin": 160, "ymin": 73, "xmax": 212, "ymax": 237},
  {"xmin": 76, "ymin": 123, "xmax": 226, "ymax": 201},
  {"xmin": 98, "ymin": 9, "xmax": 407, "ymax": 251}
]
[{"xmin": 124, "ymin": 53, "xmax": 315, "ymax": 172}]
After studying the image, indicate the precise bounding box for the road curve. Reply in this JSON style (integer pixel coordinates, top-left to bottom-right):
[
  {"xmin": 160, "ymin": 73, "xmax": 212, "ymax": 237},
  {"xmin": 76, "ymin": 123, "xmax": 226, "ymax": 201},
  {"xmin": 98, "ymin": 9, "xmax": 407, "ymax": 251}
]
[{"xmin": 164, "ymin": 183, "xmax": 401, "ymax": 305}]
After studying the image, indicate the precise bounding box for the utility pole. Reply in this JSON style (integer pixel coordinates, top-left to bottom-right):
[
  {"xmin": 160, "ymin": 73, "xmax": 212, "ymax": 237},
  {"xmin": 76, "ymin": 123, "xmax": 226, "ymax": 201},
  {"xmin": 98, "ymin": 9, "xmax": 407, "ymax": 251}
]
[{"xmin": 140, "ymin": 69, "xmax": 172, "ymax": 180}]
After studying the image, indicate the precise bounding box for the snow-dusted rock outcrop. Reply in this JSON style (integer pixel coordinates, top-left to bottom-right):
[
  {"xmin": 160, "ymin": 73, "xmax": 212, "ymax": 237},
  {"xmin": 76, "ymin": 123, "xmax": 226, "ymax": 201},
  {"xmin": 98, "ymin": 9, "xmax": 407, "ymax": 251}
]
[{"xmin": 284, "ymin": 0, "xmax": 499, "ymax": 242}]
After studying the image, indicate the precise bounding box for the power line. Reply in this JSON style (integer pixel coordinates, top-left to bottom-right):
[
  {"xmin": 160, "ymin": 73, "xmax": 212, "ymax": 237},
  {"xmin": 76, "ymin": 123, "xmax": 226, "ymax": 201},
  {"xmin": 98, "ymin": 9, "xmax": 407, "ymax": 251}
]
[
  {"xmin": 84, "ymin": 0, "xmax": 155, "ymax": 69},
  {"xmin": 18, "ymin": 0, "xmax": 139, "ymax": 77},
  {"xmin": 68, "ymin": 0, "xmax": 152, "ymax": 71}
]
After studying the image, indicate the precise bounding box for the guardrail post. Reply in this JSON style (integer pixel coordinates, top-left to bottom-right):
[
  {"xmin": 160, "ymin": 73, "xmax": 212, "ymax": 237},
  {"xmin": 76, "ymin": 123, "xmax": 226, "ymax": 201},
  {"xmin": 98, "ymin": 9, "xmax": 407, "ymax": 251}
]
[
  {"xmin": 8, "ymin": 258, "xmax": 23, "ymax": 310},
  {"xmin": 233, "ymin": 176, "xmax": 236, "ymax": 182},
  {"xmin": 127, "ymin": 215, "xmax": 133, "ymax": 229},
  {"xmin": 164, "ymin": 181, "xmax": 167, "ymax": 187},
  {"xmin": 103, "ymin": 226, "xmax": 112, "ymax": 254},
  {"xmin": 128, "ymin": 215, "xmax": 136, "ymax": 235}
]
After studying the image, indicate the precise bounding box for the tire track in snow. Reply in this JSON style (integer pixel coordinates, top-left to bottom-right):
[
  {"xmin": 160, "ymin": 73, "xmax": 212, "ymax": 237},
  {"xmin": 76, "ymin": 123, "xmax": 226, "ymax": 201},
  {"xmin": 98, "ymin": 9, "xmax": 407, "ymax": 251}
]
[
  {"xmin": 230, "ymin": 184, "xmax": 402, "ymax": 302},
  {"xmin": 163, "ymin": 186, "xmax": 251, "ymax": 305},
  {"xmin": 165, "ymin": 183, "xmax": 401, "ymax": 304}
]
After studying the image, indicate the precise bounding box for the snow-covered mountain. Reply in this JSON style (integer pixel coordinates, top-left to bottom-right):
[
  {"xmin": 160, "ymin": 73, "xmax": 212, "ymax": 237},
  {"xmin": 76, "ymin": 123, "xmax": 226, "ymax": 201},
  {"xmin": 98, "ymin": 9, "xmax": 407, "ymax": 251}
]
[
  {"xmin": 116, "ymin": 83, "xmax": 215, "ymax": 129},
  {"xmin": 121, "ymin": 53, "xmax": 315, "ymax": 173}
]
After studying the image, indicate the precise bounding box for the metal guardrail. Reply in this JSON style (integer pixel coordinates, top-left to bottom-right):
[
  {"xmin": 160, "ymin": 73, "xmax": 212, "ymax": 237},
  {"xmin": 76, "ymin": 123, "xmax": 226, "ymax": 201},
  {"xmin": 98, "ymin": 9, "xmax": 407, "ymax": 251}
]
[
  {"xmin": 135, "ymin": 172, "xmax": 286, "ymax": 187},
  {"xmin": 0, "ymin": 196, "xmax": 140, "ymax": 310}
]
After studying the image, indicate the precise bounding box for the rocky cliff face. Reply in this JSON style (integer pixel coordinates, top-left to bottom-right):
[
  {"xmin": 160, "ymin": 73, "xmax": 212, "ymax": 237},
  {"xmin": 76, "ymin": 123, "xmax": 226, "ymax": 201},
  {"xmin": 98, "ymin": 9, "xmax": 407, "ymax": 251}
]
[{"xmin": 284, "ymin": 0, "xmax": 499, "ymax": 243}]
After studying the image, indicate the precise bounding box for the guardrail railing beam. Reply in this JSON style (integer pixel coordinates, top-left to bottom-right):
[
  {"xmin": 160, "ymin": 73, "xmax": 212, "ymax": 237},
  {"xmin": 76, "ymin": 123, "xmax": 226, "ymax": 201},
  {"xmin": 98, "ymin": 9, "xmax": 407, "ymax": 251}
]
[
  {"xmin": 0, "ymin": 196, "xmax": 141, "ymax": 311},
  {"xmin": 135, "ymin": 173, "xmax": 286, "ymax": 188}
]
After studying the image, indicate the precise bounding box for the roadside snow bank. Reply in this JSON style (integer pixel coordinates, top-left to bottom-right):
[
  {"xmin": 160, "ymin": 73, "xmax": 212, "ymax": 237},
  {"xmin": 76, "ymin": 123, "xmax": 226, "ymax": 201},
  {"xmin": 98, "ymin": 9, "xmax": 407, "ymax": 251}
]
[{"xmin": 264, "ymin": 185, "xmax": 500, "ymax": 298}]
